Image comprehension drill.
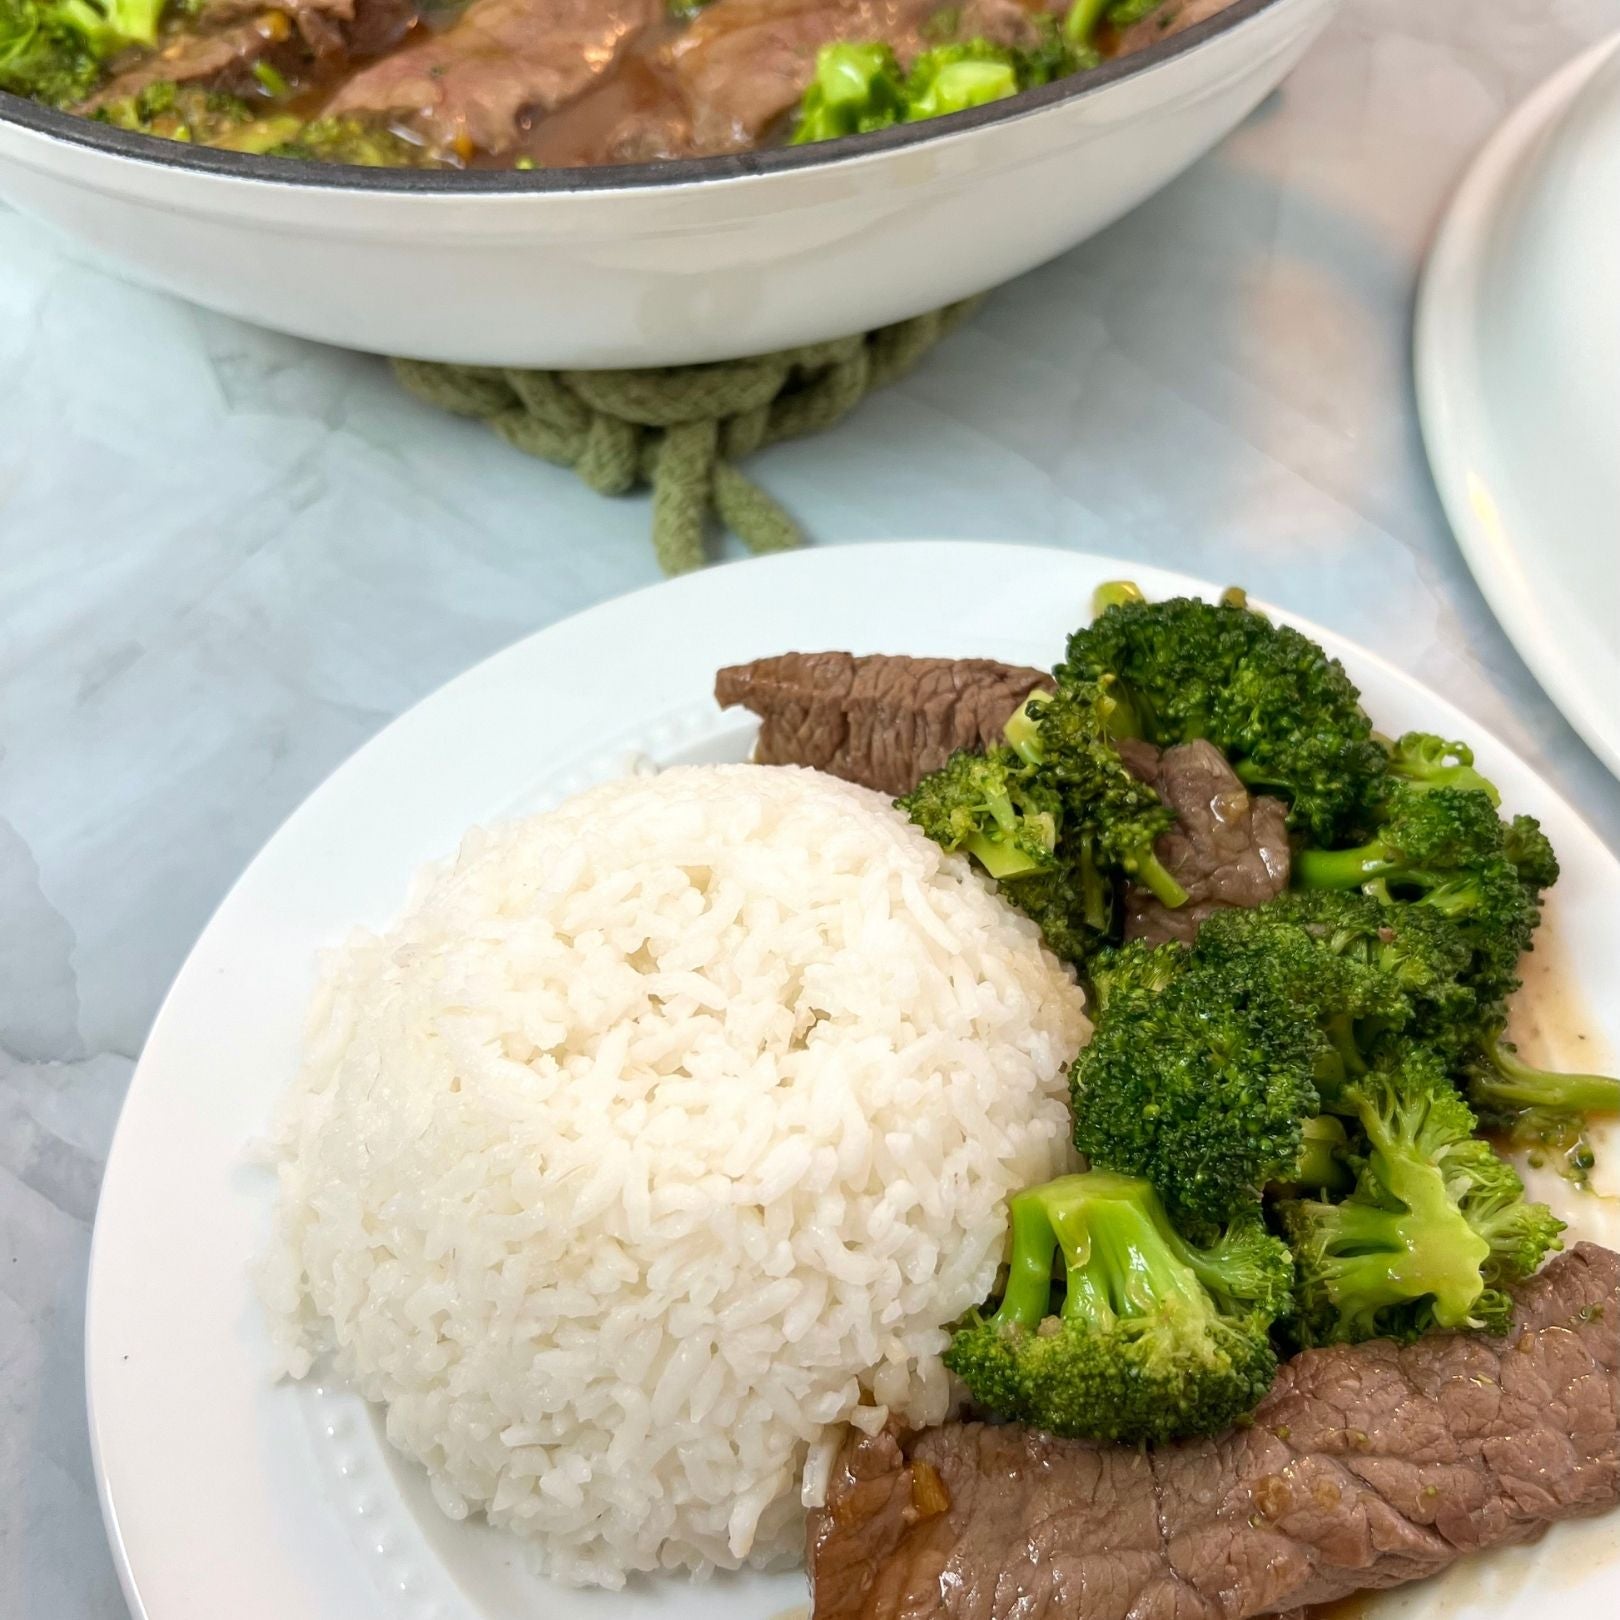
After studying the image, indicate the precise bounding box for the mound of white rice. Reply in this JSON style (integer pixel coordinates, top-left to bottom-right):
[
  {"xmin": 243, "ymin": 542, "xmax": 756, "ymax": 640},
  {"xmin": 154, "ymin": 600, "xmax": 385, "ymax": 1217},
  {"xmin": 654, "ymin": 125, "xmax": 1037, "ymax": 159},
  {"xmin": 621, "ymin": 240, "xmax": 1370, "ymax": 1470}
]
[{"xmin": 263, "ymin": 764, "xmax": 1087, "ymax": 1587}]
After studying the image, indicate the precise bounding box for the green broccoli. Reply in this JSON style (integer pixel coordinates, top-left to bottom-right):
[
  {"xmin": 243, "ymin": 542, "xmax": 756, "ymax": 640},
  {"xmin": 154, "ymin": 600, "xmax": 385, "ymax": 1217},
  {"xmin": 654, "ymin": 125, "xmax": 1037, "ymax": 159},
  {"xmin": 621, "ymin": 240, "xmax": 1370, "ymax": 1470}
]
[
  {"xmin": 1059, "ymin": 587, "xmax": 1386, "ymax": 843},
  {"xmin": 1467, "ymin": 1038, "xmax": 1620, "ymax": 1121},
  {"xmin": 898, "ymin": 746, "xmax": 1060, "ymax": 879},
  {"xmin": 1069, "ymin": 953, "xmax": 1324, "ymax": 1226},
  {"xmin": 1085, "ymin": 937, "xmax": 1186, "ymax": 1017},
  {"xmin": 1278, "ymin": 1049, "xmax": 1563, "ymax": 1345},
  {"xmin": 904, "ymin": 41, "xmax": 1020, "ymax": 121},
  {"xmin": 1382, "ymin": 732, "xmax": 1500, "ymax": 805},
  {"xmin": 790, "ymin": 42, "xmax": 907, "ymax": 144},
  {"xmin": 1, "ymin": 0, "xmax": 163, "ymax": 104},
  {"xmin": 1012, "ymin": 685, "xmax": 1187, "ymax": 907},
  {"xmin": 265, "ymin": 114, "xmax": 436, "ymax": 168},
  {"xmin": 1064, "ymin": 0, "xmax": 1166, "ymax": 49},
  {"xmin": 944, "ymin": 1171, "xmax": 1290, "ymax": 1443},
  {"xmin": 1294, "ymin": 782, "xmax": 1510, "ymax": 892}
]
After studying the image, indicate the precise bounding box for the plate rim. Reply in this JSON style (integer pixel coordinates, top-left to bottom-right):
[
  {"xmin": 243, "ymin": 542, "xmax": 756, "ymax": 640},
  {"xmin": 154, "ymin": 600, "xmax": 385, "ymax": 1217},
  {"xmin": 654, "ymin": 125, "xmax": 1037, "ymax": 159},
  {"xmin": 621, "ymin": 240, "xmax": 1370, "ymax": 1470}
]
[
  {"xmin": 1414, "ymin": 31, "xmax": 1620, "ymax": 782},
  {"xmin": 85, "ymin": 539, "xmax": 1620, "ymax": 1620}
]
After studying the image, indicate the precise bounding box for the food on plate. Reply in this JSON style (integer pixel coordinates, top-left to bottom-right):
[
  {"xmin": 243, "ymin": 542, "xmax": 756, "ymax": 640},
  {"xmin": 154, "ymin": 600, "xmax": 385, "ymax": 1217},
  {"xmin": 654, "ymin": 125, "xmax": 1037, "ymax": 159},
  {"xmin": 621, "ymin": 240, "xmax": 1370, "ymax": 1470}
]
[
  {"xmin": 264, "ymin": 577, "xmax": 1619, "ymax": 1606},
  {"xmin": 262, "ymin": 764, "xmax": 1088, "ymax": 1586},
  {"xmin": 0, "ymin": 0, "xmax": 1232, "ymax": 168},
  {"xmin": 715, "ymin": 651, "xmax": 1054, "ymax": 798},
  {"xmin": 807, "ymin": 1243, "xmax": 1620, "ymax": 1620},
  {"xmin": 941, "ymin": 1169, "xmax": 1292, "ymax": 1443}
]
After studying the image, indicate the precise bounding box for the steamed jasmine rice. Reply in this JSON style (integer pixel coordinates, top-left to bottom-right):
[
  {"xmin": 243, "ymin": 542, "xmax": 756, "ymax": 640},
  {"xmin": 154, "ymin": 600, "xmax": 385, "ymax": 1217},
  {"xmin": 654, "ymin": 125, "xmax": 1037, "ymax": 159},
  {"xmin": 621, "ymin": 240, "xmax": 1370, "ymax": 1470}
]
[{"xmin": 262, "ymin": 764, "xmax": 1087, "ymax": 1587}]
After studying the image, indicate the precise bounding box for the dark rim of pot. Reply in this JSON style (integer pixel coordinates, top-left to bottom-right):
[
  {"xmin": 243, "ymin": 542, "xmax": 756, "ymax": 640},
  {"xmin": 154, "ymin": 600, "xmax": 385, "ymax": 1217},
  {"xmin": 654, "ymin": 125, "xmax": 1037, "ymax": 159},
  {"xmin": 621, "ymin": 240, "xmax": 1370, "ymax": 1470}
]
[{"xmin": 0, "ymin": 0, "xmax": 1290, "ymax": 194}]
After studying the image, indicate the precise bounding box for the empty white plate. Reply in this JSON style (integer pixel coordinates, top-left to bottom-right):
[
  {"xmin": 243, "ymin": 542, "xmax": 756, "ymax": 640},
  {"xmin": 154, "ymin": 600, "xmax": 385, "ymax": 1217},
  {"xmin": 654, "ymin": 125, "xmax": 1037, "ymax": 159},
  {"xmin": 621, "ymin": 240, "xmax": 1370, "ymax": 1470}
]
[{"xmin": 1416, "ymin": 33, "xmax": 1620, "ymax": 780}]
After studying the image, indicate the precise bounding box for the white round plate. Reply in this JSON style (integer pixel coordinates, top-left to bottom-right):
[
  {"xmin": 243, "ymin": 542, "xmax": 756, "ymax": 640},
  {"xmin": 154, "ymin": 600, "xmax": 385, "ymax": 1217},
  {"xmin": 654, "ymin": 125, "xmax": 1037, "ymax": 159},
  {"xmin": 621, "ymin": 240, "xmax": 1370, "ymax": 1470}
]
[
  {"xmin": 1416, "ymin": 33, "xmax": 1620, "ymax": 780},
  {"xmin": 88, "ymin": 542, "xmax": 1620, "ymax": 1620}
]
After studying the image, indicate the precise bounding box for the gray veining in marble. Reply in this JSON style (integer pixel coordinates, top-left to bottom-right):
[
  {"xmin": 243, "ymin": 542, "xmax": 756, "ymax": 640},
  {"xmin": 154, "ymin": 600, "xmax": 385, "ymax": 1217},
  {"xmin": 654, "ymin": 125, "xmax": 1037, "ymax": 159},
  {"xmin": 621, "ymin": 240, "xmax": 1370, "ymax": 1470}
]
[{"xmin": 3, "ymin": 2, "xmax": 1620, "ymax": 1614}]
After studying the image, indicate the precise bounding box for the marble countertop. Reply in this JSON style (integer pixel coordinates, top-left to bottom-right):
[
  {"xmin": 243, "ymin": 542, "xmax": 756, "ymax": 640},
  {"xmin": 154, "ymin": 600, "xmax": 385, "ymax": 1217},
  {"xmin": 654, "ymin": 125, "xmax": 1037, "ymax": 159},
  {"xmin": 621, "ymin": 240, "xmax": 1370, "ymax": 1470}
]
[{"xmin": 4, "ymin": 1, "xmax": 1620, "ymax": 1613}]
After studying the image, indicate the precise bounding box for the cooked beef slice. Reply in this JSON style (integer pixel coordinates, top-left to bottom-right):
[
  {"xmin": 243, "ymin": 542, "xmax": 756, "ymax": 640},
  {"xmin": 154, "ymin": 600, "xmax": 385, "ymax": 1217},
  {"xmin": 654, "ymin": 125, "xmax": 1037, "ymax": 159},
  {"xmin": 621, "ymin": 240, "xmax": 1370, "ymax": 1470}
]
[
  {"xmin": 86, "ymin": 0, "xmax": 417, "ymax": 108},
  {"xmin": 668, "ymin": 0, "xmax": 1055, "ymax": 153},
  {"xmin": 715, "ymin": 652, "xmax": 1054, "ymax": 798},
  {"xmin": 1116, "ymin": 737, "xmax": 1290, "ymax": 945},
  {"xmin": 808, "ymin": 1244, "xmax": 1620, "ymax": 1620},
  {"xmin": 327, "ymin": 0, "xmax": 661, "ymax": 154}
]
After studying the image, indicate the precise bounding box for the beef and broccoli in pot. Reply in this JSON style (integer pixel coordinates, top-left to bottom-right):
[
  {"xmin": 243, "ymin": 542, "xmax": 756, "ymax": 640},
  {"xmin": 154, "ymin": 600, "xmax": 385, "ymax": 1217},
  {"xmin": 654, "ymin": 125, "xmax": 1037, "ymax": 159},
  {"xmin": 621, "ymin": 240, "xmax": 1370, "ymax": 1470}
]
[{"xmin": 0, "ymin": 0, "xmax": 1230, "ymax": 169}]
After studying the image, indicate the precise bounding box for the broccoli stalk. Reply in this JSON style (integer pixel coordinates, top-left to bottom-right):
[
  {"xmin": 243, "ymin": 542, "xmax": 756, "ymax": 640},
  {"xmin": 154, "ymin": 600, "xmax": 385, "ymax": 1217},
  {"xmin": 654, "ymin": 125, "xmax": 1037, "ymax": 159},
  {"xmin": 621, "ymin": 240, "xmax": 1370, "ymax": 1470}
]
[
  {"xmin": 1466, "ymin": 1038, "xmax": 1620, "ymax": 1122},
  {"xmin": 1293, "ymin": 783, "xmax": 1511, "ymax": 893},
  {"xmin": 1279, "ymin": 1052, "xmax": 1563, "ymax": 1345},
  {"xmin": 944, "ymin": 1171, "xmax": 1289, "ymax": 1443}
]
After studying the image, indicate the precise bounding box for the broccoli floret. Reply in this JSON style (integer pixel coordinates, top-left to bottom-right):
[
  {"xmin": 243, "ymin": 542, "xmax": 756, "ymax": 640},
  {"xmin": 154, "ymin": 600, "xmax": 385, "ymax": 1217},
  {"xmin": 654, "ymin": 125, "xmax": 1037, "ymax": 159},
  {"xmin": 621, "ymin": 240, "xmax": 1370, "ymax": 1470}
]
[
  {"xmin": 1, "ymin": 0, "xmax": 163, "ymax": 104},
  {"xmin": 266, "ymin": 115, "xmax": 434, "ymax": 167},
  {"xmin": 790, "ymin": 42, "xmax": 907, "ymax": 143},
  {"xmin": 944, "ymin": 1171, "xmax": 1290, "ymax": 1443},
  {"xmin": 1014, "ymin": 685, "xmax": 1187, "ymax": 907},
  {"xmin": 901, "ymin": 680, "xmax": 1183, "ymax": 965},
  {"xmin": 1059, "ymin": 587, "xmax": 1386, "ymax": 843},
  {"xmin": 1383, "ymin": 732, "xmax": 1501, "ymax": 805},
  {"xmin": 1294, "ymin": 782, "xmax": 1507, "ymax": 892},
  {"xmin": 1086, "ymin": 937, "xmax": 1186, "ymax": 1017},
  {"xmin": 898, "ymin": 746, "xmax": 1060, "ymax": 879},
  {"xmin": 904, "ymin": 40, "xmax": 1020, "ymax": 121},
  {"xmin": 1064, "ymin": 0, "xmax": 1166, "ymax": 49},
  {"xmin": 1503, "ymin": 813, "xmax": 1560, "ymax": 895},
  {"xmin": 1278, "ymin": 1049, "xmax": 1562, "ymax": 1345},
  {"xmin": 1070, "ymin": 955, "xmax": 1323, "ymax": 1226}
]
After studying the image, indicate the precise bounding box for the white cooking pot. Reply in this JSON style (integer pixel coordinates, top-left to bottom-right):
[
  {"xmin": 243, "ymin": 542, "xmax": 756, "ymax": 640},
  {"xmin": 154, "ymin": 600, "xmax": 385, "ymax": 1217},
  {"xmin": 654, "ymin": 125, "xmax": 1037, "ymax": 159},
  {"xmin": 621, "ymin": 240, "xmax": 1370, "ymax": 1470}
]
[{"xmin": 0, "ymin": 0, "xmax": 1336, "ymax": 366}]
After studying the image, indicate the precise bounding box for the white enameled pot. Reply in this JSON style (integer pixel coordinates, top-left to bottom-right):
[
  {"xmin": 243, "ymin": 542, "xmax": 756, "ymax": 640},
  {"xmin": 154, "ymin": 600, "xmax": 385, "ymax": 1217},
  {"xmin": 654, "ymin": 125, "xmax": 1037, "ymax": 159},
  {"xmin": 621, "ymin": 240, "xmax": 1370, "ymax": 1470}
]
[{"xmin": 0, "ymin": 0, "xmax": 1335, "ymax": 366}]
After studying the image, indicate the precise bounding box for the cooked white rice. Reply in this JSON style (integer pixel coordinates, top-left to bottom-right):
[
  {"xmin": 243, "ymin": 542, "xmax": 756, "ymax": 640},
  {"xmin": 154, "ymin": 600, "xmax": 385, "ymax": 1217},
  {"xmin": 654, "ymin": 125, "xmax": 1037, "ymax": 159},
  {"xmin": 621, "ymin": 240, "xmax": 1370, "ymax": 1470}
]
[{"xmin": 262, "ymin": 764, "xmax": 1087, "ymax": 1587}]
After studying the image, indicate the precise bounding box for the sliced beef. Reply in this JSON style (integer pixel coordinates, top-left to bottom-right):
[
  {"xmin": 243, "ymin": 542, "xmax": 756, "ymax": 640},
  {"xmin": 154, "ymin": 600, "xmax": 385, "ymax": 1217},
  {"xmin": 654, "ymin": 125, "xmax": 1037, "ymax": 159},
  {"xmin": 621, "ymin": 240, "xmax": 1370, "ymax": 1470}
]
[
  {"xmin": 84, "ymin": 22, "xmax": 279, "ymax": 106},
  {"xmin": 85, "ymin": 0, "xmax": 418, "ymax": 109},
  {"xmin": 668, "ymin": 0, "xmax": 1056, "ymax": 154},
  {"xmin": 327, "ymin": 0, "xmax": 661, "ymax": 155},
  {"xmin": 809, "ymin": 1244, "xmax": 1620, "ymax": 1620},
  {"xmin": 715, "ymin": 652, "xmax": 1053, "ymax": 799},
  {"xmin": 1117, "ymin": 737, "xmax": 1290, "ymax": 945}
]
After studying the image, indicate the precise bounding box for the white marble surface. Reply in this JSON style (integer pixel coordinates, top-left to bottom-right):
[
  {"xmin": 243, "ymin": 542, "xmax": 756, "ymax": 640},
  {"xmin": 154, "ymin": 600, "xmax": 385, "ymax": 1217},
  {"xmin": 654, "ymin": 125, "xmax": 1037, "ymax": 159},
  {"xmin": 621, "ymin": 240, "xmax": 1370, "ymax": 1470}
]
[{"xmin": 4, "ymin": 2, "xmax": 1620, "ymax": 1614}]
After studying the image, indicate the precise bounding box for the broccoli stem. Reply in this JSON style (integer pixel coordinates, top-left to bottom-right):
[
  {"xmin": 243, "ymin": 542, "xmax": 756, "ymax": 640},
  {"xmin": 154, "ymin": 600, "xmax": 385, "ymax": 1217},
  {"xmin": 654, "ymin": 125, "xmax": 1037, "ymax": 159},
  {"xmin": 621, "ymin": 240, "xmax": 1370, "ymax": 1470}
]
[
  {"xmin": 987, "ymin": 1178, "xmax": 1073, "ymax": 1329},
  {"xmin": 1293, "ymin": 843, "xmax": 1400, "ymax": 890},
  {"xmin": 1091, "ymin": 578, "xmax": 1146, "ymax": 617},
  {"xmin": 1355, "ymin": 1098, "xmax": 1491, "ymax": 1329},
  {"xmin": 1004, "ymin": 691, "xmax": 1050, "ymax": 765},
  {"xmin": 1127, "ymin": 845, "xmax": 1190, "ymax": 909},
  {"xmin": 1471, "ymin": 1041, "xmax": 1620, "ymax": 1116},
  {"xmin": 1289, "ymin": 1114, "xmax": 1352, "ymax": 1192},
  {"xmin": 965, "ymin": 831, "xmax": 1047, "ymax": 881}
]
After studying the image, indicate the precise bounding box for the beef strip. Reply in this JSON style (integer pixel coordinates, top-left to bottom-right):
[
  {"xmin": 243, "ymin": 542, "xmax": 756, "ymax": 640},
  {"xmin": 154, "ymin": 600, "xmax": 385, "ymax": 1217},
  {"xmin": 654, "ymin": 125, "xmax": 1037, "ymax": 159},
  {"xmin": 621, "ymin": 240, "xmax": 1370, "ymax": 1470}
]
[
  {"xmin": 326, "ymin": 0, "xmax": 662, "ymax": 155},
  {"xmin": 85, "ymin": 0, "xmax": 417, "ymax": 109},
  {"xmin": 1117, "ymin": 737, "xmax": 1290, "ymax": 945},
  {"xmin": 808, "ymin": 1243, "xmax": 1620, "ymax": 1620},
  {"xmin": 715, "ymin": 652, "xmax": 1054, "ymax": 799},
  {"xmin": 668, "ymin": 0, "xmax": 1059, "ymax": 154}
]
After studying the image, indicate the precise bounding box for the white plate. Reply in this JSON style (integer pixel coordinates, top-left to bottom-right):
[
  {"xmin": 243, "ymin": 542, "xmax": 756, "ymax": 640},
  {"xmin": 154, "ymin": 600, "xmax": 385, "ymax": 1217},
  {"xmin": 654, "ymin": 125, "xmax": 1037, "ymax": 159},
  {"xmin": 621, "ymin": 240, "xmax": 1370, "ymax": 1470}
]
[
  {"xmin": 87, "ymin": 542, "xmax": 1620, "ymax": 1620},
  {"xmin": 1416, "ymin": 33, "xmax": 1620, "ymax": 780}
]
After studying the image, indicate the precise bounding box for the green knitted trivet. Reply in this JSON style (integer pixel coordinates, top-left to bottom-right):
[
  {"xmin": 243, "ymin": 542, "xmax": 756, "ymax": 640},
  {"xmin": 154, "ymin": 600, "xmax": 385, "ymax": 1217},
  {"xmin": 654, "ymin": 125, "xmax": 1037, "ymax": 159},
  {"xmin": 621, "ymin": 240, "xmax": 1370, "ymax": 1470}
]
[{"xmin": 392, "ymin": 298, "xmax": 982, "ymax": 575}]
